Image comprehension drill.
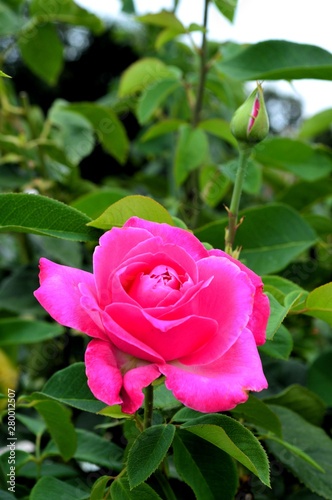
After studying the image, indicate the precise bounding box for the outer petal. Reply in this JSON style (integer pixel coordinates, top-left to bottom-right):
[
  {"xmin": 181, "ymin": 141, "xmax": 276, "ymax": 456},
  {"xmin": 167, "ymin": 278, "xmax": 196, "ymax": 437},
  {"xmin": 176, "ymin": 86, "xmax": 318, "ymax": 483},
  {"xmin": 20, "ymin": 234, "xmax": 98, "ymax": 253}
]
[
  {"xmin": 124, "ymin": 217, "xmax": 208, "ymax": 262},
  {"xmin": 34, "ymin": 258, "xmax": 105, "ymax": 339},
  {"xmin": 209, "ymin": 249, "xmax": 269, "ymax": 345},
  {"xmin": 121, "ymin": 364, "xmax": 161, "ymax": 414},
  {"xmin": 160, "ymin": 328, "xmax": 268, "ymax": 413}
]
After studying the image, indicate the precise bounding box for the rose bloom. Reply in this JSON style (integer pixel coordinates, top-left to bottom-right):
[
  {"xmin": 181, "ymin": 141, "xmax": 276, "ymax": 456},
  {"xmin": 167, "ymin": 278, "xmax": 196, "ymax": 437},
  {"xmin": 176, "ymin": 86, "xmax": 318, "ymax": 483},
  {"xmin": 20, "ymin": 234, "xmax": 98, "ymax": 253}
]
[{"xmin": 34, "ymin": 217, "xmax": 269, "ymax": 414}]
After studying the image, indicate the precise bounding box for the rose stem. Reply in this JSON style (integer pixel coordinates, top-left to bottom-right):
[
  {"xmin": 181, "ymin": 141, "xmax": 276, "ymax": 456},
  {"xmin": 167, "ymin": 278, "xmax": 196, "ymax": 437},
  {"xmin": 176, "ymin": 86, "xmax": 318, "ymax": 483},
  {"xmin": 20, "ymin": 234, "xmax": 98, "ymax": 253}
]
[
  {"xmin": 143, "ymin": 384, "xmax": 154, "ymax": 429},
  {"xmin": 225, "ymin": 148, "xmax": 251, "ymax": 255}
]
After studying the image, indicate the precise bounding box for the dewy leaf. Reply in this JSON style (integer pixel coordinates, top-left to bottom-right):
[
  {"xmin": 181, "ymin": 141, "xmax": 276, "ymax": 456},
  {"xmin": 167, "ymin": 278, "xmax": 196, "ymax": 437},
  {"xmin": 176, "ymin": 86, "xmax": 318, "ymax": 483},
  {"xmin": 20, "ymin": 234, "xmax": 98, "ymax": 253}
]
[
  {"xmin": 64, "ymin": 103, "xmax": 129, "ymax": 164},
  {"xmin": 304, "ymin": 282, "xmax": 332, "ymax": 325},
  {"xmin": 266, "ymin": 405, "xmax": 332, "ymax": 499},
  {"xmin": 174, "ymin": 125, "xmax": 209, "ymax": 186},
  {"xmin": 127, "ymin": 424, "xmax": 176, "ymax": 489},
  {"xmin": 213, "ymin": 0, "xmax": 238, "ymax": 22},
  {"xmin": 0, "ymin": 318, "xmax": 64, "ymax": 346},
  {"xmin": 30, "ymin": 476, "xmax": 89, "ymax": 500},
  {"xmin": 87, "ymin": 195, "xmax": 174, "ymax": 229},
  {"xmin": 33, "ymin": 400, "xmax": 77, "ymax": 461},
  {"xmin": 137, "ymin": 79, "xmax": 181, "ymax": 124},
  {"xmin": 41, "ymin": 362, "xmax": 106, "ymax": 413},
  {"xmin": 119, "ymin": 58, "xmax": 181, "ymax": 97},
  {"xmin": 173, "ymin": 430, "xmax": 238, "ymax": 500},
  {"xmin": 218, "ymin": 40, "xmax": 332, "ymax": 81},
  {"xmin": 182, "ymin": 414, "xmax": 270, "ymax": 486},
  {"xmin": 0, "ymin": 193, "xmax": 101, "ymax": 241},
  {"xmin": 307, "ymin": 349, "xmax": 332, "ymax": 406},
  {"xmin": 18, "ymin": 23, "xmax": 63, "ymax": 85}
]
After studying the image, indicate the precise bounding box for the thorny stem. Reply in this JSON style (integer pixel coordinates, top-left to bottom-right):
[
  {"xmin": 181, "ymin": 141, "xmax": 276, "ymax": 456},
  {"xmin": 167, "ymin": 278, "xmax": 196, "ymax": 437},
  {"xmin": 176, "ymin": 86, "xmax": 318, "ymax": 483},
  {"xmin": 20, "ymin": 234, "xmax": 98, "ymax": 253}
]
[
  {"xmin": 225, "ymin": 148, "xmax": 251, "ymax": 255},
  {"xmin": 143, "ymin": 384, "xmax": 154, "ymax": 430}
]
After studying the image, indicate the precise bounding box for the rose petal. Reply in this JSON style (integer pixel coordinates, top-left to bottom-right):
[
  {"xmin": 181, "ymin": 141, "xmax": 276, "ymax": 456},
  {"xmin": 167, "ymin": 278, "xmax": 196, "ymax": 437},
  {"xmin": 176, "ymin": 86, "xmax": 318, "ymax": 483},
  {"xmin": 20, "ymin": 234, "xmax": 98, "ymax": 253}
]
[
  {"xmin": 34, "ymin": 258, "xmax": 105, "ymax": 339},
  {"xmin": 209, "ymin": 249, "xmax": 269, "ymax": 344},
  {"xmin": 121, "ymin": 364, "xmax": 161, "ymax": 414},
  {"xmin": 160, "ymin": 328, "xmax": 268, "ymax": 413},
  {"xmin": 125, "ymin": 217, "xmax": 208, "ymax": 262}
]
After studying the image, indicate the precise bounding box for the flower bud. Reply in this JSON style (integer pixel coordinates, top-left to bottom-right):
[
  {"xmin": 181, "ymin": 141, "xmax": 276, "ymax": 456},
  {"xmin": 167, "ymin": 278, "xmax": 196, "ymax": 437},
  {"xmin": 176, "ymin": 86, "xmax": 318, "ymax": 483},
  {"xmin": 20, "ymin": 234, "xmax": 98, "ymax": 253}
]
[{"xmin": 230, "ymin": 82, "xmax": 269, "ymax": 147}]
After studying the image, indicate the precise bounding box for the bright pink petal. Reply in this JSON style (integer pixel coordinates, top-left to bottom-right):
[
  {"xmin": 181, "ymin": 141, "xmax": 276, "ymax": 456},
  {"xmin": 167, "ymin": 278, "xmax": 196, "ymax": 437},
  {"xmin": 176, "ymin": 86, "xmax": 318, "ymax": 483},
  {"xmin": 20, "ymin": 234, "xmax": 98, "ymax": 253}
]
[
  {"xmin": 209, "ymin": 249, "xmax": 269, "ymax": 344},
  {"xmin": 34, "ymin": 258, "xmax": 105, "ymax": 339},
  {"xmin": 161, "ymin": 328, "xmax": 268, "ymax": 413},
  {"xmin": 121, "ymin": 364, "xmax": 161, "ymax": 414},
  {"xmin": 107, "ymin": 303, "xmax": 217, "ymax": 361},
  {"xmin": 85, "ymin": 339, "xmax": 123, "ymax": 406},
  {"xmin": 124, "ymin": 217, "xmax": 208, "ymax": 262}
]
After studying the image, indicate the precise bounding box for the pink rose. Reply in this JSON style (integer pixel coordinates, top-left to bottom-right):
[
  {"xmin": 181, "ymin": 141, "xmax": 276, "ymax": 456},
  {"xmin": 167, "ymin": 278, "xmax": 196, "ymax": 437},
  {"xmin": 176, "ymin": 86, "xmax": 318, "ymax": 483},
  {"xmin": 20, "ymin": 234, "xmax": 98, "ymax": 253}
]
[{"xmin": 34, "ymin": 217, "xmax": 269, "ymax": 414}]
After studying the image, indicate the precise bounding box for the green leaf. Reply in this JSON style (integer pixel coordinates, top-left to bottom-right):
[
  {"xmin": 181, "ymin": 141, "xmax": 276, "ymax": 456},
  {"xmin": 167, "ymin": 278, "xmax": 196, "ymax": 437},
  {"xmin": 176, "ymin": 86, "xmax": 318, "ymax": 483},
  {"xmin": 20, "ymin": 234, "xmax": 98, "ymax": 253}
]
[
  {"xmin": 41, "ymin": 362, "xmax": 106, "ymax": 413},
  {"xmin": 278, "ymin": 179, "xmax": 332, "ymax": 211},
  {"xmin": 119, "ymin": 58, "xmax": 181, "ymax": 97},
  {"xmin": 127, "ymin": 424, "xmax": 176, "ymax": 488},
  {"xmin": 90, "ymin": 476, "xmax": 112, "ymax": 500},
  {"xmin": 30, "ymin": 0, "xmax": 104, "ymax": 34},
  {"xmin": 231, "ymin": 394, "xmax": 282, "ymax": 437},
  {"xmin": 16, "ymin": 413, "xmax": 46, "ymax": 436},
  {"xmin": 0, "ymin": 2, "xmax": 23, "ymax": 36},
  {"xmin": 64, "ymin": 103, "xmax": 129, "ymax": 164},
  {"xmin": 259, "ymin": 324, "xmax": 293, "ymax": 360},
  {"xmin": 174, "ymin": 125, "xmax": 209, "ymax": 186},
  {"xmin": 140, "ymin": 119, "xmax": 185, "ymax": 142},
  {"xmin": 18, "ymin": 23, "xmax": 63, "ymax": 85},
  {"xmin": 0, "ymin": 70, "xmax": 12, "ymax": 78},
  {"xmin": 266, "ymin": 405, "xmax": 332, "ymax": 499},
  {"xmin": 195, "ymin": 204, "xmax": 317, "ymax": 275},
  {"xmin": 299, "ymin": 108, "xmax": 332, "ymax": 139},
  {"xmin": 218, "ymin": 40, "xmax": 332, "ymax": 81},
  {"xmin": 198, "ymin": 118, "xmax": 237, "ymax": 147},
  {"xmin": 304, "ymin": 282, "xmax": 332, "ymax": 325},
  {"xmin": 173, "ymin": 430, "xmax": 238, "ymax": 500},
  {"xmin": 308, "ymin": 349, "xmax": 332, "ymax": 406},
  {"xmin": 137, "ymin": 79, "xmax": 181, "ymax": 124},
  {"xmin": 0, "ymin": 318, "xmax": 64, "ymax": 345},
  {"xmin": 87, "ymin": 195, "xmax": 174, "ymax": 229},
  {"xmin": 182, "ymin": 414, "xmax": 270, "ymax": 486},
  {"xmin": 110, "ymin": 476, "xmax": 162, "ymax": 499},
  {"xmin": 33, "ymin": 400, "xmax": 77, "ymax": 461},
  {"xmin": 222, "ymin": 157, "xmax": 262, "ymax": 195},
  {"xmin": 255, "ymin": 138, "xmax": 332, "ymax": 181},
  {"xmin": 199, "ymin": 164, "xmax": 230, "ymax": 207},
  {"xmin": 71, "ymin": 188, "xmax": 129, "ymax": 219},
  {"xmin": 153, "ymin": 382, "xmax": 181, "ymax": 410},
  {"xmin": 0, "ymin": 266, "xmax": 41, "ymax": 314},
  {"xmin": 30, "ymin": 476, "xmax": 89, "ymax": 500},
  {"xmin": 213, "ymin": 0, "xmax": 238, "ymax": 22},
  {"xmin": 0, "ymin": 193, "xmax": 101, "ymax": 241},
  {"xmin": 137, "ymin": 11, "xmax": 185, "ymax": 31},
  {"xmin": 264, "ymin": 384, "xmax": 326, "ymax": 426}
]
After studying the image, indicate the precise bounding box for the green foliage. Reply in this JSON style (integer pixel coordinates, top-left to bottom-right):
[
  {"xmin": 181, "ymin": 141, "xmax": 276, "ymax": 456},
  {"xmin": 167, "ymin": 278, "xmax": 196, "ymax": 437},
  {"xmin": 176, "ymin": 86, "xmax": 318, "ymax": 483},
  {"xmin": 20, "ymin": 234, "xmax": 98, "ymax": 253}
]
[{"xmin": 1, "ymin": 1, "xmax": 332, "ymax": 498}]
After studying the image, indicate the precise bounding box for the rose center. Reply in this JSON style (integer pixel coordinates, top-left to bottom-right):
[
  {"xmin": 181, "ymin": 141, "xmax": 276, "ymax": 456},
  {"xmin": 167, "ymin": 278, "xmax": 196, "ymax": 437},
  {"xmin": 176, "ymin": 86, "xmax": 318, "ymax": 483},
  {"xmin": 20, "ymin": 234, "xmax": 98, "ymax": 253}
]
[{"xmin": 149, "ymin": 265, "xmax": 181, "ymax": 290}]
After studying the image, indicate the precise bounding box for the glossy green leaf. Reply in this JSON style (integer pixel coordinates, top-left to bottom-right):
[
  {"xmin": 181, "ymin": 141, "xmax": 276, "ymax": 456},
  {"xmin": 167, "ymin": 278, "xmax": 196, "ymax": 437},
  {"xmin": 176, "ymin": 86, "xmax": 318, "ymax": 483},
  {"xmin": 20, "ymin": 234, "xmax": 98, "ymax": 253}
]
[
  {"xmin": 255, "ymin": 137, "xmax": 332, "ymax": 181},
  {"xmin": 88, "ymin": 195, "xmax": 174, "ymax": 229},
  {"xmin": 198, "ymin": 118, "xmax": 237, "ymax": 147},
  {"xmin": 140, "ymin": 119, "xmax": 185, "ymax": 142},
  {"xmin": 213, "ymin": 0, "xmax": 238, "ymax": 22},
  {"xmin": 0, "ymin": 318, "xmax": 64, "ymax": 345},
  {"xmin": 30, "ymin": 0, "xmax": 104, "ymax": 33},
  {"xmin": 263, "ymin": 275, "xmax": 305, "ymax": 299},
  {"xmin": 173, "ymin": 430, "xmax": 238, "ymax": 500},
  {"xmin": 266, "ymin": 405, "xmax": 332, "ymax": 499},
  {"xmin": 264, "ymin": 384, "xmax": 326, "ymax": 426},
  {"xmin": 33, "ymin": 400, "xmax": 77, "ymax": 461},
  {"xmin": 304, "ymin": 282, "xmax": 332, "ymax": 325},
  {"xmin": 127, "ymin": 424, "xmax": 176, "ymax": 488},
  {"xmin": 259, "ymin": 324, "xmax": 293, "ymax": 360},
  {"xmin": 218, "ymin": 40, "xmax": 332, "ymax": 81},
  {"xmin": 110, "ymin": 476, "xmax": 162, "ymax": 499},
  {"xmin": 30, "ymin": 476, "xmax": 89, "ymax": 500},
  {"xmin": 64, "ymin": 103, "xmax": 129, "ymax": 164},
  {"xmin": 119, "ymin": 58, "xmax": 181, "ymax": 97},
  {"xmin": 308, "ymin": 349, "xmax": 332, "ymax": 406},
  {"xmin": 182, "ymin": 414, "xmax": 270, "ymax": 486},
  {"xmin": 41, "ymin": 362, "xmax": 106, "ymax": 413},
  {"xmin": 0, "ymin": 193, "xmax": 101, "ymax": 241},
  {"xmin": 137, "ymin": 79, "xmax": 181, "ymax": 124},
  {"xmin": 231, "ymin": 394, "xmax": 282, "ymax": 436},
  {"xmin": 299, "ymin": 108, "xmax": 332, "ymax": 139},
  {"xmin": 174, "ymin": 125, "xmax": 209, "ymax": 185},
  {"xmin": 18, "ymin": 23, "xmax": 63, "ymax": 85},
  {"xmin": 153, "ymin": 382, "xmax": 181, "ymax": 410},
  {"xmin": 71, "ymin": 188, "xmax": 129, "ymax": 219}
]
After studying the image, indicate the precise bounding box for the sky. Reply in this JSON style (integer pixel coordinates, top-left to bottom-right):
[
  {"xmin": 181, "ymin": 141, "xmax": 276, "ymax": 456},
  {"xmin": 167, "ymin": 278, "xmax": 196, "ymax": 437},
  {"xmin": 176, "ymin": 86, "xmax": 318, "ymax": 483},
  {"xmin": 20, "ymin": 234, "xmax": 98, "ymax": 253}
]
[{"xmin": 76, "ymin": 0, "xmax": 332, "ymax": 117}]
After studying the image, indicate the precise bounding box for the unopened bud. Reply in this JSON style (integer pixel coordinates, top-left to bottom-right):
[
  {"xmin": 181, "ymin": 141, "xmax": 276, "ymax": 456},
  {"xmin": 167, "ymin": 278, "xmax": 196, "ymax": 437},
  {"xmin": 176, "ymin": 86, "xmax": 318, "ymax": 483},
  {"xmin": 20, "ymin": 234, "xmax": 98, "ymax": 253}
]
[{"xmin": 230, "ymin": 82, "xmax": 269, "ymax": 147}]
